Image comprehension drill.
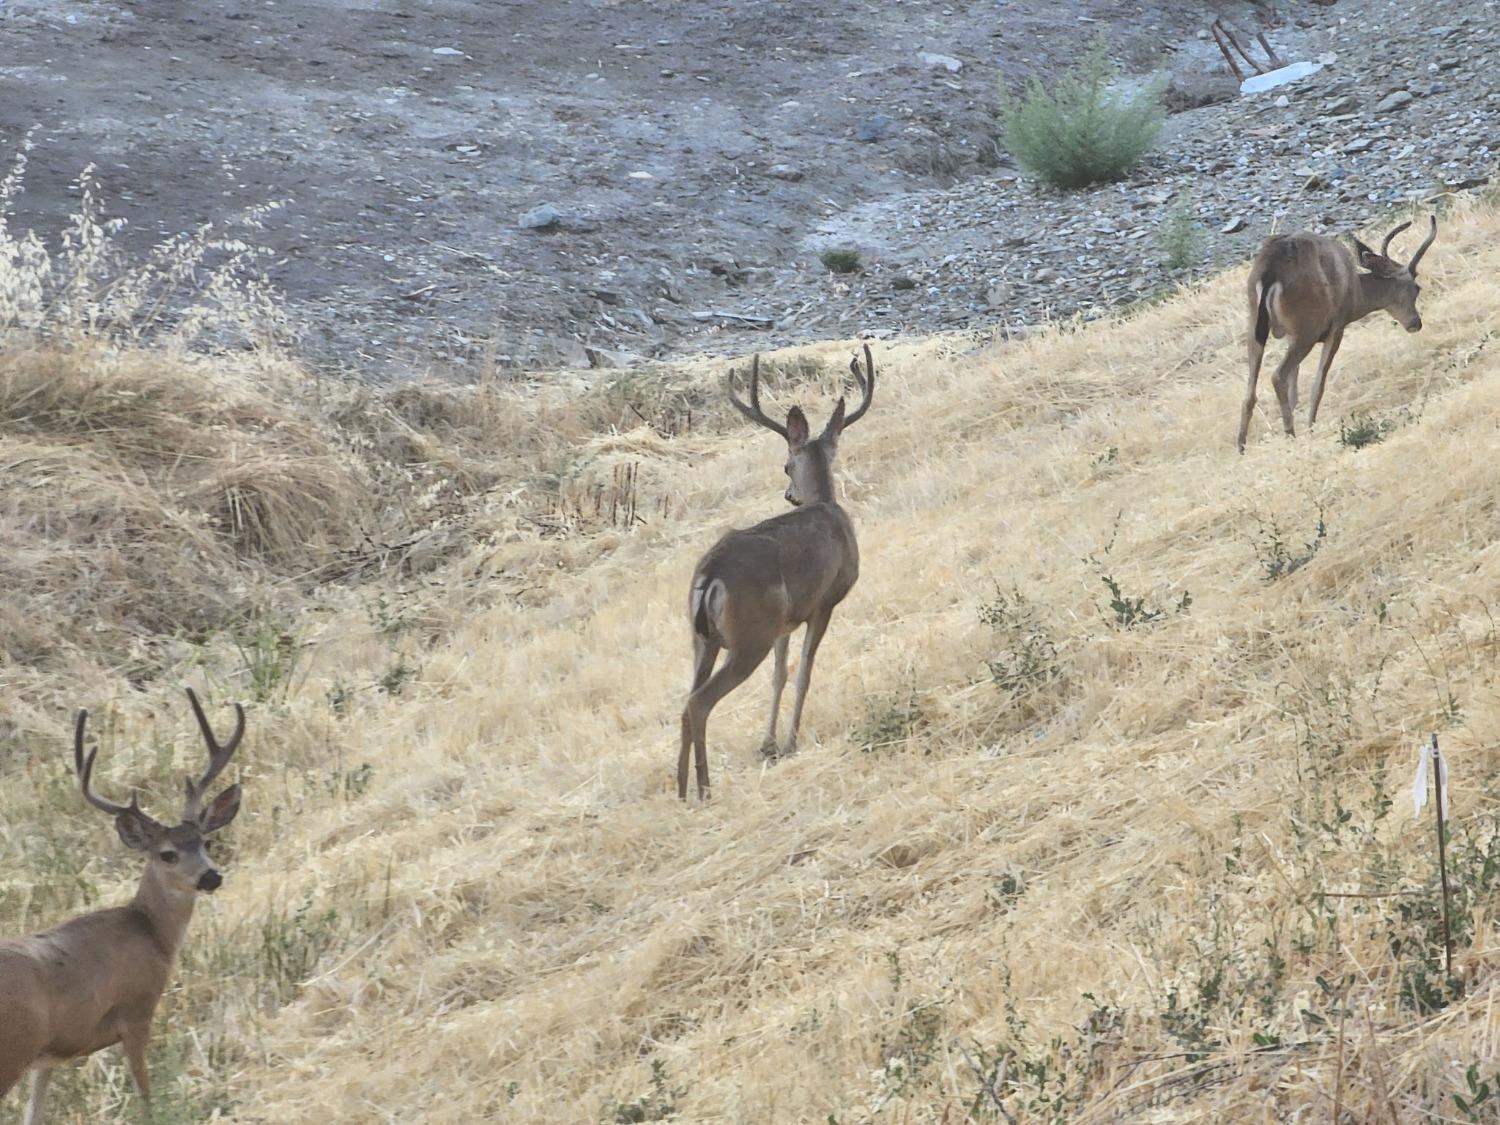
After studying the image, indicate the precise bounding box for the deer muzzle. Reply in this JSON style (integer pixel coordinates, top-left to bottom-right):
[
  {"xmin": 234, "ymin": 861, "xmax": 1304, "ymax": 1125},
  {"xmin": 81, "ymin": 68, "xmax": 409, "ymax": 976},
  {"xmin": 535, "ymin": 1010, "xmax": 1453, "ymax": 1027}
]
[{"xmin": 197, "ymin": 869, "xmax": 223, "ymax": 893}]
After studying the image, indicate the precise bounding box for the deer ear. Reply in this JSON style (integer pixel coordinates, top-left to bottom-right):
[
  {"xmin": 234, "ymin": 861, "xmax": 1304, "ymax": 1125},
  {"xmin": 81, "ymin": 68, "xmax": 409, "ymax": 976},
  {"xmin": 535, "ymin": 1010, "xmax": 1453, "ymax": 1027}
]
[
  {"xmin": 820, "ymin": 396, "xmax": 847, "ymax": 446},
  {"xmin": 1354, "ymin": 239, "xmax": 1400, "ymax": 275},
  {"xmin": 198, "ymin": 784, "xmax": 242, "ymax": 833},
  {"xmin": 115, "ymin": 810, "xmax": 159, "ymax": 851},
  {"xmin": 785, "ymin": 406, "xmax": 810, "ymax": 451}
]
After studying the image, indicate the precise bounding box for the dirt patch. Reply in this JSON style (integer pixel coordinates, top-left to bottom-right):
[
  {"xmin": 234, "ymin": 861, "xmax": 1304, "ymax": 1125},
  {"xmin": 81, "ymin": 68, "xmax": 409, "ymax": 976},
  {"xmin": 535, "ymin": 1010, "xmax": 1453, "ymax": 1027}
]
[{"xmin": 0, "ymin": 0, "xmax": 1259, "ymax": 378}]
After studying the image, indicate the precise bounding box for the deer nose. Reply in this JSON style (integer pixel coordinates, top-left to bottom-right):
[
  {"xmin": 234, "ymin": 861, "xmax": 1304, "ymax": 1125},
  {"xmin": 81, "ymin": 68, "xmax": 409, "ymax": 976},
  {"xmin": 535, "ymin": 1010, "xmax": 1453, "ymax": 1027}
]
[
  {"xmin": 785, "ymin": 490, "xmax": 799, "ymax": 506},
  {"xmin": 1407, "ymin": 318, "xmax": 1422, "ymax": 333},
  {"xmin": 197, "ymin": 869, "xmax": 223, "ymax": 893}
]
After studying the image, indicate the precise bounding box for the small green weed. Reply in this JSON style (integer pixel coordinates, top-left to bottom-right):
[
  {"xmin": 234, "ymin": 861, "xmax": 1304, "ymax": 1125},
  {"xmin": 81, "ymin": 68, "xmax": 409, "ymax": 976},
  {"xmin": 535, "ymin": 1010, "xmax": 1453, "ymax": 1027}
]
[
  {"xmin": 1158, "ymin": 192, "xmax": 1203, "ymax": 270},
  {"xmin": 1455, "ymin": 1062, "xmax": 1500, "ymax": 1122},
  {"xmin": 856, "ymin": 679, "xmax": 926, "ymax": 751},
  {"xmin": 819, "ymin": 247, "xmax": 862, "ymax": 274},
  {"xmin": 230, "ymin": 610, "xmax": 301, "ymax": 703},
  {"xmin": 980, "ymin": 586, "xmax": 1061, "ymax": 693},
  {"xmin": 608, "ymin": 1058, "xmax": 685, "ymax": 1123},
  {"xmin": 1252, "ymin": 504, "xmax": 1327, "ymax": 581},
  {"xmin": 1338, "ymin": 413, "xmax": 1395, "ymax": 450}
]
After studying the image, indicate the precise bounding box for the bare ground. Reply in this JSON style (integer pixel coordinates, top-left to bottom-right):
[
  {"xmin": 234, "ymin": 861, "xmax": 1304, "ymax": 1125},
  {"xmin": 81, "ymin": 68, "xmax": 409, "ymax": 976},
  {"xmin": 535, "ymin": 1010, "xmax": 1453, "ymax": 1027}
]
[{"xmin": 0, "ymin": 0, "xmax": 1255, "ymax": 378}]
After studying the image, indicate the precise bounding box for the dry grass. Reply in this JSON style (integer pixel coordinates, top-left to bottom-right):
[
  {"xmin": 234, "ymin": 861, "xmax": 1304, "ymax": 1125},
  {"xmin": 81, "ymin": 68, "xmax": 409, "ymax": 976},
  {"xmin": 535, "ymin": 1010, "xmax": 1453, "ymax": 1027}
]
[{"xmin": 6, "ymin": 194, "xmax": 1500, "ymax": 1122}]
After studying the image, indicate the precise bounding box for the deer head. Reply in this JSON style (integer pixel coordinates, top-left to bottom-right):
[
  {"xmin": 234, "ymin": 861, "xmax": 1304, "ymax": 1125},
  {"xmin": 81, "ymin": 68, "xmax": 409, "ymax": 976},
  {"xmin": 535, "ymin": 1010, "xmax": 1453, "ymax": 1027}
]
[
  {"xmin": 1353, "ymin": 215, "xmax": 1437, "ymax": 333},
  {"xmin": 73, "ymin": 689, "xmax": 244, "ymax": 895},
  {"xmin": 726, "ymin": 345, "xmax": 876, "ymax": 507}
]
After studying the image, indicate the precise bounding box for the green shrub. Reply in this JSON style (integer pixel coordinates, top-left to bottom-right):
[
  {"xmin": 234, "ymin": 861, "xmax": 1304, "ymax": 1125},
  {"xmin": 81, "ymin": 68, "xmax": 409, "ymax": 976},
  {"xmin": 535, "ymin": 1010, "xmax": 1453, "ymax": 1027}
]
[
  {"xmin": 1158, "ymin": 192, "xmax": 1203, "ymax": 269},
  {"xmin": 819, "ymin": 247, "xmax": 862, "ymax": 274},
  {"xmin": 999, "ymin": 35, "xmax": 1164, "ymax": 189}
]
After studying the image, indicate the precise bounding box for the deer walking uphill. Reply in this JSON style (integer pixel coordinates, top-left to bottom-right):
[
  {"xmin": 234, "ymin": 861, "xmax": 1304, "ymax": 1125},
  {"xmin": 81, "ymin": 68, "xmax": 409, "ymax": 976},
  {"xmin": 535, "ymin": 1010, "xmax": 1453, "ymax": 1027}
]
[
  {"xmin": 1237, "ymin": 215, "xmax": 1437, "ymax": 451},
  {"xmin": 679, "ymin": 345, "xmax": 876, "ymax": 800},
  {"xmin": 0, "ymin": 689, "xmax": 245, "ymax": 1125}
]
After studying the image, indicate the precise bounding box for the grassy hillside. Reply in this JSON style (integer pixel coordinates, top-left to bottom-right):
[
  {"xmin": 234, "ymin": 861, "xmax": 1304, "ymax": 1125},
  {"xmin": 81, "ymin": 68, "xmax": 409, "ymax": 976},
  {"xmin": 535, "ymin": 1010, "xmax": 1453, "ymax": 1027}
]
[{"xmin": 4, "ymin": 194, "xmax": 1500, "ymax": 1123}]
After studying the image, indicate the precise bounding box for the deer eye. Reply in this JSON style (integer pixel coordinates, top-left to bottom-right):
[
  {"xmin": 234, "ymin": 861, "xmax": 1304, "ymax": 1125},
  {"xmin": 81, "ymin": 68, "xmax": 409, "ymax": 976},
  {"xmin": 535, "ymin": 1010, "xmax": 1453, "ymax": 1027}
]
[
  {"xmin": 159, "ymin": 850, "xmax": 179, "ymax": 864},
  {"xmin": 784, "ymin": 462, "xmax": 792, "ymax": 475}
]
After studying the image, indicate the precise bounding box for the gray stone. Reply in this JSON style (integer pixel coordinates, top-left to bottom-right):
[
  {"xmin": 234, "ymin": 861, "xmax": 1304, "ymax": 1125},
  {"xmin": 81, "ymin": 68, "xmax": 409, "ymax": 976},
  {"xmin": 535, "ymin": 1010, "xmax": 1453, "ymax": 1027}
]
[
  {"xmin": 1375, "ymin": 90, "xmax": 1414, "ymax": 113},
  {"xmin": 519, "ymin": 203, "xmax": 563, "ymax": 230},
  {"xmin": 768, "ymin": 163, "xmax": 805, "ymax": 182},
  {"xmin": 1325, "ymin": 94, "xmax": 1358, "ymax": 114},
  {"xmin": 856, "ymin": 114, "xmax": 894, "ymax": 143},
  {"xmin": 1343, "ymin": 138, "xmax": 1373, "ymax": 153},
  {"xmin": 918, "ymin": 51, "xmax": 963, "ymax": 73},
  {"xmin": 1221, "ymin": 216, "xmax": 1246, "ymax": 233}
]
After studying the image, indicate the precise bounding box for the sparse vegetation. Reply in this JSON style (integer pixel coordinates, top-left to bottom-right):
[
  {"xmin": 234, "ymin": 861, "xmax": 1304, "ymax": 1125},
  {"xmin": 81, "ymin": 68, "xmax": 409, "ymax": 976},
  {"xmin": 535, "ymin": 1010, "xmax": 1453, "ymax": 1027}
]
[
  {"xmin": 1251, "ymin": 503, "xmax": 1328, "ymax": 580},
  {"xmin": 998, "ymin": 33, "xmax": 1165, "ymax": 189},
  {"xmin": 1338, "ymin": 411, "xmax": 1397, "ymax": 449},
  {"xmin": 1159, "ymin": 191, "xmax": 1204, "ymax": 269},
  {"xmin": 819, "ymin": 246, "xmax": 862, "ymax": 274}
]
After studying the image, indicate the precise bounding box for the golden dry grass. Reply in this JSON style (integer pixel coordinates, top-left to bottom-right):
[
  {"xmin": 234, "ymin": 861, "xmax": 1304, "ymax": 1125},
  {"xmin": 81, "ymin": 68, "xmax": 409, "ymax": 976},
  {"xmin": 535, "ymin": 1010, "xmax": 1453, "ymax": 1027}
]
[{"xmin": 6, "ymin": 196, "xmax": 1500, "ymax": 1122}]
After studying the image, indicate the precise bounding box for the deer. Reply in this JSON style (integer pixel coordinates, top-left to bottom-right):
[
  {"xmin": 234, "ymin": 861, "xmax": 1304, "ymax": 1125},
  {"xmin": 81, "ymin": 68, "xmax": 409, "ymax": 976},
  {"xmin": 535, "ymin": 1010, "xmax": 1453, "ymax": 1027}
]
[
  {"xmin": 678, "ymin": 345, "xmax": 876, "ymax": 800},
  {"xmin": 0, "ymin": 689, "xmax": 245, "ymax": 1124},
  {"xmin": 1237, "ymin": 215, "xmax": 1437, "ymax": 451}
]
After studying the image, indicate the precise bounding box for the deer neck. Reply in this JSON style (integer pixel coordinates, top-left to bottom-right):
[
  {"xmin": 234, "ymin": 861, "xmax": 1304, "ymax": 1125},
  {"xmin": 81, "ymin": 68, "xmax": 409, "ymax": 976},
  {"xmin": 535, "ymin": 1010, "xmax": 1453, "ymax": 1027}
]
[
  {"xmin": 1354, "ymin": 273, "xmax": 1401, "ymax": 321},
  {"xmin": 130, "ymin": 864, "xmax": 198, "ymax": 958}
]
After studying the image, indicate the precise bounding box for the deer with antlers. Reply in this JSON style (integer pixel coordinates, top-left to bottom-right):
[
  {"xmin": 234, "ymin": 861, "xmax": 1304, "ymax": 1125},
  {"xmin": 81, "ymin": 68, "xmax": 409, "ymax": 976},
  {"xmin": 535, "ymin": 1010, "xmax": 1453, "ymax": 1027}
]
[
  {"xmin": 1237, "ymin": 216, "xmax": 1437, "ymax": 451},
  {"xmin": 678, "ymin": 345, "xmax": 876, "ymax": 800},
  {"xmin": 0, "ymin": 689, "xmax": 245, "ymax": 1124}
]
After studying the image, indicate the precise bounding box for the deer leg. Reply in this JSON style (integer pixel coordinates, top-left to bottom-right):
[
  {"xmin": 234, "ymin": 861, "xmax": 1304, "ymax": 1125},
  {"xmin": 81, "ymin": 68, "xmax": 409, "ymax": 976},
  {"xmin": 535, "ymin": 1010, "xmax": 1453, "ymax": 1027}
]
[
  {"xmin": 121, "ymin": 1022, "xmax": 153, "ymax": 1105},
  {"xmin": 1238, "ymin": 333, "xmax": 1268, "ymax": 452},
  {"xmin": 1306, "ymin": 325, "xmax": 1346, "ymax": 431},
  {"xmin": 678, "ymin": 636, "xmax": 720, "ymax": 799},
  {"xmin": 760, "ymin": 634, "xmax": 790, "ymax": 758},
  {"xmin": 781, "ymin": 608, "xmax": 835, "ymax": 758},
  {"xmin": 1271, "ymin": 338, "xmax": 1315, "ymax": 438},
  {"xmin": 681, "ymin": 642, "xmax": 772, "ymax": 800},
  {"xmin": 23, "ymin": 1065, "xmax": 53, "ymax": 1125}
]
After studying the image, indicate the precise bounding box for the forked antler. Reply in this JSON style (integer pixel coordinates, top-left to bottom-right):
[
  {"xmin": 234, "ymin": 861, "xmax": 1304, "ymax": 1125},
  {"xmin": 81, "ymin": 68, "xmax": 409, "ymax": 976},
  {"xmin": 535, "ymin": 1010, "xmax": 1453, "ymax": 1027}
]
[
  {"xmin": 726, "ymin": 355, "xmax": 789, "ymax": 438},
  {"xmin": 1407, "ymin": 215, "xmax": 1438, "ymax": 275},
  {"xmin": 182, "ymin": 688, "xmax": 244, "ymax": 820},
  {"xmin": 1211, "ymin": 18, "xmax": 1285, "ymax": 81},
  {"xmin": 843, "ymin": 343, "xmax": 876, "ymax": 428},
  {"xmin": 73, "ymin": 709, "xmax": 151, "ymax": 821},
  {"xmin": 1379, "ymin": 220, "xmax": 1413, "ymax": 258},
  {"xmin": 1376, "ymin": 216, "xmax": 1439, "ymax": 275}
]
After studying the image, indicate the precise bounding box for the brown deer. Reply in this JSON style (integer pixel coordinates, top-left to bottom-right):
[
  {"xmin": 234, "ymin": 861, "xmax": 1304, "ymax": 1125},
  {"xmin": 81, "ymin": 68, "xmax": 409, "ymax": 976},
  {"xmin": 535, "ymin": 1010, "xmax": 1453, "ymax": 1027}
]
[
  {"xmin": 0, "ymin": 689, "xmax": 245, "ymax": 1124},
  {"xmin": 1237, "ymin": 215, "xmax": 1437, "ymax": 451},
  {"xmin": 678, "ymin": 345, "xmax": 876, "ymax": 800}
]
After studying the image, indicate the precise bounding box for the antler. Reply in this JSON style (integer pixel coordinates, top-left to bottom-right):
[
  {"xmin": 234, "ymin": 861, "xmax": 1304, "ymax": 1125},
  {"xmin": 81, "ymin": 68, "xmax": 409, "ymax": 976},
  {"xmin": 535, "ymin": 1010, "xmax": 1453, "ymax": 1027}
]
[
  {"xmin": 842, "ymin": 343, "xmax": 876, "ymax": 428},
  {"xmin": 1210, "ymin": 19, "xmax": 1284, "ymax": 81},
  {"xmin": 182, "ymin": 688, "xmax": 244, "ymax": 820},
  {"xmin": 1379, "ymin": 220, "xmax": 1413, "ymax": 259},
  {"xmin": 1407, "ymin": 215, "xmax": 1438, "ymax": 275},
  {"xmin": 725, "ymin": 355, "xmax": 790, "ymax": 438},
  {"xmin": 73, "ymin": 709, "xmax": 145, "ymax": 819}
]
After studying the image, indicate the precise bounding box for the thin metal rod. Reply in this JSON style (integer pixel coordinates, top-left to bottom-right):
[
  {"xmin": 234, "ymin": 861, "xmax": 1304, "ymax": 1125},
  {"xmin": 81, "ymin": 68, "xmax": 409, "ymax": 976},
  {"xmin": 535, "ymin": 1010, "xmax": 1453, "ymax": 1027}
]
[{"xmin": 1432, "ymin": 732, "xmax": 1454, "ymax": 977}]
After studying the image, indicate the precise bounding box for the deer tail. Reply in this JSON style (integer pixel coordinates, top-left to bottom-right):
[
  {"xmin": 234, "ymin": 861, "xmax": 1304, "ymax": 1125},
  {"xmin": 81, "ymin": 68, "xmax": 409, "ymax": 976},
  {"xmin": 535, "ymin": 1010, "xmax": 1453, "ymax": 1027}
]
[
  {"xmin": 690, "ymin": 576, "xmax": 725, "ymax": 640},
  {"xmin": 1254, "ymin": 277, "xmax": 1275, "ymax": 346}
]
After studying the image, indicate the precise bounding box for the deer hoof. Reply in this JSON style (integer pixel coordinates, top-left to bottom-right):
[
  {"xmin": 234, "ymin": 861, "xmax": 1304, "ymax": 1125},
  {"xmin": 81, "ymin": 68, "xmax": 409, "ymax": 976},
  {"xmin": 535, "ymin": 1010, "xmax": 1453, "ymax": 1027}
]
[{"xmin": 758, "ymin": 737, "xmax": 781, "ymax": 760}]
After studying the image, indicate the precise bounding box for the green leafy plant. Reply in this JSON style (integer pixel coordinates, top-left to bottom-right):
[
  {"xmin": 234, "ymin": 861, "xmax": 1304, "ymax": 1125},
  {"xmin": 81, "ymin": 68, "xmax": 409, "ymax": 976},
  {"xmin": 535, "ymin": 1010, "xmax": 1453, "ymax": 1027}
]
[
  {"xmin": 1338, "ymin": 413, "xmax": 1396, "ymax": 450},
  {"xmin": 1252, "ymin": 504, "xmax": 1327, "ymax": 581},
  {"xmin": 998, "ymin": 34, "xmax": 1165, "ymax": 189}
]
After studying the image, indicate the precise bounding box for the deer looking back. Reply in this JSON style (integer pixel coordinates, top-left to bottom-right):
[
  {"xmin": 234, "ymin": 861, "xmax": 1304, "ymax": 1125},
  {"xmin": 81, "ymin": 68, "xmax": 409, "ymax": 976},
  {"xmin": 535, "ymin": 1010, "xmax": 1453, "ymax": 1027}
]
[
  {"xmin": 0, "ymin": 689, "xmax": 245, "ymax": 1124},
  {"xmin": 1237, "ymin": 215, "xmax": 1437, "ymax": 451},
  {"xmin": 678, "ymin": 346, "xmax": 875, "ymax": 800}
]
